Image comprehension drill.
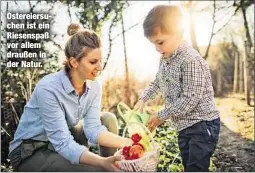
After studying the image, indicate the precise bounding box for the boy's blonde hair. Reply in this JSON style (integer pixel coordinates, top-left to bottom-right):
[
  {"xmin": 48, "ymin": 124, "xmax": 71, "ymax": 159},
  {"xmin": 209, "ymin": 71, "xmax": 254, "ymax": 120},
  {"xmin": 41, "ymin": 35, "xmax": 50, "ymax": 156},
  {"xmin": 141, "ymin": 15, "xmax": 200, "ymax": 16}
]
[{"xmin": 143, "ymin": 5, "xmax": 184, "ymax": 37}]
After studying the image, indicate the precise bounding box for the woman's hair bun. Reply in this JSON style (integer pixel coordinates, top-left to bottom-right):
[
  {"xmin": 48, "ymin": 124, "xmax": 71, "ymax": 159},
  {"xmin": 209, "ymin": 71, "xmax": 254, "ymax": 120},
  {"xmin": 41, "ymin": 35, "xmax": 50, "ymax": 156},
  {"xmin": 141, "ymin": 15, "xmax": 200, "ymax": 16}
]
[{"xmin": 67, "ymin": 23, "xmax": 81, "ymax": 36}]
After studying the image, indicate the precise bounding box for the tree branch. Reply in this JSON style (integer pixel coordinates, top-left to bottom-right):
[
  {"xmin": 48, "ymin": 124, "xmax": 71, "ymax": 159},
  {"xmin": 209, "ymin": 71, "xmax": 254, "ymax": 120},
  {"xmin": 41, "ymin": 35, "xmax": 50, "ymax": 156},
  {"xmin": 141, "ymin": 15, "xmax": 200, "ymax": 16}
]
[
  {"xmin": 103, "ymin": 13, "xmax": 117, "ymax": 70},
  {"xmin": 1, "ymin": 126, "xmax": 11, "ymax": 137},
  {"xmin": 213, "ymin": 8, "xmax": 237, "ymax": 35},
  {"xmin": 67, "ymin": 4, "xmax": 72, "ymax": 23},
  {"xmin": 10, "ymin": 103, "xmax": 20, "ymax": 125},
  {"xmin": 28, "ymin": 0, "xmax": 41, "ymax": 13},
  {"xmin": 50, "ymin": 38, "xmax": 63, "ymax": 50},
  {"xmin": 203, "ymin": 0, "xmax": 216, "ymax": 59},
  {"xmin": 111, "ymin": 22, "xmax": 139, "ymax": 41}
]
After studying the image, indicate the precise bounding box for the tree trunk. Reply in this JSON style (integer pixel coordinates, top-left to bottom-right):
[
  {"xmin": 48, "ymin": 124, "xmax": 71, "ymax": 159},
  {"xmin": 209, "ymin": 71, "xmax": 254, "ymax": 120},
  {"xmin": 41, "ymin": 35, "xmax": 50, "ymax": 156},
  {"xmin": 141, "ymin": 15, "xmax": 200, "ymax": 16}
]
[
  {"xmin": 216, "ymin": 63, "xmax": 223, "ymax": 96},
  {"xmin": 187, "ymin": 1, "xmax": 200, "ymax": 53},
  {"xmin": 121, "ymin": 14, "xmax": 131, "ymax": 106},
  {"xmin": 241, "ymin": 1, "xmax": 253, "ymax": 106},
  {"xmin": 244, "ymin": 41, "xmax": 252, "ymax": 106},
  {"xmin": 233, "ymin": 52, "xmax": 239, "ymax": 93},
  {"xmin": 241, "ymin": 0, "xmax": 253, "ymax": 48},
  {"xmin": 203, "ymin": 0, "xmax": 216, "ymax": 60},
  {"xmin": 239, "ymin": 54, "xmax": 244, "ymax": 93}
]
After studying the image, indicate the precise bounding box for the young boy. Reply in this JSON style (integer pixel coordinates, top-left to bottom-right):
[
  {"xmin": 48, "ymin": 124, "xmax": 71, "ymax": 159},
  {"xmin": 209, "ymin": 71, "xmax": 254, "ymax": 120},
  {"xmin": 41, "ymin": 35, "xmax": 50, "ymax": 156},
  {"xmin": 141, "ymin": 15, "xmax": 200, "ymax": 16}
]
[{"xmin": 134, "ymin": 5, "xmax": 220, "ymax": 172}]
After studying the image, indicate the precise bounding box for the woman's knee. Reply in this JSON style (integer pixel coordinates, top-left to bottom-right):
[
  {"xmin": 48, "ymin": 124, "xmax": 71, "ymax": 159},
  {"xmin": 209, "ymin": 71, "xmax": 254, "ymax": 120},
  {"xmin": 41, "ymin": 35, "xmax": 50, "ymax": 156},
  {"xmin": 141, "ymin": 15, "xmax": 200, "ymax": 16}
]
[
  {"xmin": 70, "ymin": 120, "xmax": 88, "ymax": 146},
  {"xmin": 100, "ymin": 112, "xmax": 118, "ymax": 134}
]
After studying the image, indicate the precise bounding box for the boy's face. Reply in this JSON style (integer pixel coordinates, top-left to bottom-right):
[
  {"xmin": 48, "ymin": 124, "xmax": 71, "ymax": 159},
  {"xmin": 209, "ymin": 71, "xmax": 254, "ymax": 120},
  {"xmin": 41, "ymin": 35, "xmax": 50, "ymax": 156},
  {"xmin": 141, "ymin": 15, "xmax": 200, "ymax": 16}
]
[{"xmin": 147, "ymin": 29, "xmax": 180, "ymax": 59}]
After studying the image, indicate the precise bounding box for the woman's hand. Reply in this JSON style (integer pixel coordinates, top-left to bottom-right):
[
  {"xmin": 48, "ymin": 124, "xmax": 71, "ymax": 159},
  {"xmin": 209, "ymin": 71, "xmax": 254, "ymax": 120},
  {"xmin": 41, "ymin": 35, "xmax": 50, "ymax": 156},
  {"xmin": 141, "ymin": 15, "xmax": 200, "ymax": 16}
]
[
  {"xmin": 133, "ymin": 99, "xmax": 145, "ymax": 113},
  {"xmin": 100, "ymin": 156, "xmax": 122, "ymax": 172},
  {"xmin": 98, "ymin": 131, "xmax": 132, "ymax": 149},
  {"xmin": 80, "ymin": 150, "xmax": 121, "ymax": 171}
]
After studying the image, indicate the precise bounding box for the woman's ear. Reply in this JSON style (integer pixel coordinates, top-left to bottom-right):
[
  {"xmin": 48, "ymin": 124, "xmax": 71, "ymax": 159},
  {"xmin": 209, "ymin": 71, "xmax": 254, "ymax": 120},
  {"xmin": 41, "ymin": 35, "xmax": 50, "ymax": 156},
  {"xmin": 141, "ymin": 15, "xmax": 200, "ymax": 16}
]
[{"xmin": 69, "ymin": 57, "xmax": 79, "ymax": 69}]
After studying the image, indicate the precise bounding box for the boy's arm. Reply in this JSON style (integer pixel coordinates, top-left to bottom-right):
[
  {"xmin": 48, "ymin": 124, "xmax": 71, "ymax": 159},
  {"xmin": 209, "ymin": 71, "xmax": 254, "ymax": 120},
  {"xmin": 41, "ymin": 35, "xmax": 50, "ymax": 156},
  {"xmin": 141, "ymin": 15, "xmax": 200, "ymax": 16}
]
[
  {"xmin": 157, "ymin": 60, "xmax": 206, "ymax": 122},
  {"xmin": 139, "ymin": 75, "xmax": 160, "ymax": 102}
]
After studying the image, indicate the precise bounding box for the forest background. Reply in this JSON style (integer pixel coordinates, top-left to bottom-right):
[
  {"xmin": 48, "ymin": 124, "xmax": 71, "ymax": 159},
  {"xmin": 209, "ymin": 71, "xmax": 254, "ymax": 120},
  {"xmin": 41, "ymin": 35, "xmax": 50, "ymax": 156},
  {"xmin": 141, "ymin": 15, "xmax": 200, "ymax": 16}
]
[{"xmin": 1, "ymin": 0, "xmax": 254, "ymax": 172}]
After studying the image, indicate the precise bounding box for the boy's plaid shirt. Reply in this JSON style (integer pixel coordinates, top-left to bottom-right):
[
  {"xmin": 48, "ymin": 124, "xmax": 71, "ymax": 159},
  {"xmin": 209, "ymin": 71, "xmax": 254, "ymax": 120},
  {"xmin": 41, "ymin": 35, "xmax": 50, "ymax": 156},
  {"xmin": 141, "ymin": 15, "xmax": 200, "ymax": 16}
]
[{"xmin": 140, "ymin": 41, "xmax": 219, "ymax": 131}]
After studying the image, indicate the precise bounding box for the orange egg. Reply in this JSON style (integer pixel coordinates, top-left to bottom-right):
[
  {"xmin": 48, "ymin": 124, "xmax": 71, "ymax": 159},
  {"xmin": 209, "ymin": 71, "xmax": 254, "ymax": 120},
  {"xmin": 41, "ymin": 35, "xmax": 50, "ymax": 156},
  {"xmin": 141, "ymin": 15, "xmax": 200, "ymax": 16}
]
[{"xmin": 129, "ymin": 144, "xmax": 145, "ymax": 158}]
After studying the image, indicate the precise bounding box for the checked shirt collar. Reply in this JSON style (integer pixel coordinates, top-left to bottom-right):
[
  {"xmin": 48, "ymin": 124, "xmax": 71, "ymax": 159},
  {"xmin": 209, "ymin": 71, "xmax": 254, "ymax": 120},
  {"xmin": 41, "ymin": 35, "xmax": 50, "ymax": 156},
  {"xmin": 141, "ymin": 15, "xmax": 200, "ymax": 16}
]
[{"xmin": 163, "ymin": 41, "xmax": 189, "ymax": 63}]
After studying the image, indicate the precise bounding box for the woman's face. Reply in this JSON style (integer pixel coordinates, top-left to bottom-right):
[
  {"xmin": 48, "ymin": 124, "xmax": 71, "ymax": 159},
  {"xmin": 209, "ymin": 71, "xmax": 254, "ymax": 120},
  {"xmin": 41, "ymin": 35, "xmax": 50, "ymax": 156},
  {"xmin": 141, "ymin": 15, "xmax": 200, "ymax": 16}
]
[{"xmin": 76, "ymin": 48, "xmax": 103, "ymax": 81}]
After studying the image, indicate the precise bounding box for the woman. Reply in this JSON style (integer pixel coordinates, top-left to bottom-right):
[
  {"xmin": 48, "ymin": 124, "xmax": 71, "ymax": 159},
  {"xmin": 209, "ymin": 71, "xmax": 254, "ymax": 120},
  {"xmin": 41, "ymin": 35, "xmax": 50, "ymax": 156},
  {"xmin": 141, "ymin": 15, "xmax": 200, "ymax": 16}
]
[{"xmin": 9, "ymin": 23, "xmax": 131, "ymax": 172}]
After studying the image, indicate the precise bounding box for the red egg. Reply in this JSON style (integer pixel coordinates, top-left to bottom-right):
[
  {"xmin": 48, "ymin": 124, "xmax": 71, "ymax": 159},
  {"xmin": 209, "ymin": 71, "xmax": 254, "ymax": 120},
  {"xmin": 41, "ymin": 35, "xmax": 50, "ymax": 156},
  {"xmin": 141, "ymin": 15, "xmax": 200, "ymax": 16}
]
[{"xmin": 131, "ymin": 133, "xmax": 142, "ymax": 143}]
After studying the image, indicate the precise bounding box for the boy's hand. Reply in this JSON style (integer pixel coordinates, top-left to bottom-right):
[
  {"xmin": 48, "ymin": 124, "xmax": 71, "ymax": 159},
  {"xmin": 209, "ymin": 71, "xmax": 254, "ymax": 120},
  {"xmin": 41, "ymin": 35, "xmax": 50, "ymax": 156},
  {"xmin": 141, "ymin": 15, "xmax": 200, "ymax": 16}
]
[
  {"xmin": 133, "ymin": 99, "xmax": 145, "ymax": 113},
  {"xmin": 147, "ymin": 115, "xmax": 160, "ymax": 132},
  {"xmin": 146, "ymin": 108, "xmax": 160, "ymax": 132}
]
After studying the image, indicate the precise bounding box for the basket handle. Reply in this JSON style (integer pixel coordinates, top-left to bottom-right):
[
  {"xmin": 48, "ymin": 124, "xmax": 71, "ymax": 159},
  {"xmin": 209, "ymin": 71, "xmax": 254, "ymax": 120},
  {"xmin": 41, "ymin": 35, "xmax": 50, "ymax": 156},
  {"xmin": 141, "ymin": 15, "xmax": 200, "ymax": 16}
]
[
  {"xmin": 117, "ymin": 102, "xmax": 132, "ymax": 120},
  {"xmin": 118, "ymin": 102, "xmax": 148, "ymax": 124},
  {"xmin": 122, "ymin": 122, "xmax": 155, "ymax": 144}
]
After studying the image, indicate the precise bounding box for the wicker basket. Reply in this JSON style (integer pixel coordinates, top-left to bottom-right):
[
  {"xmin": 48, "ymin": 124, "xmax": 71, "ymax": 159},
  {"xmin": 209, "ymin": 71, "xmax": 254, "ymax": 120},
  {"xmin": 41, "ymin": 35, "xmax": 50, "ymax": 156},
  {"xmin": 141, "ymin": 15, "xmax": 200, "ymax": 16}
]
[{"xmin": 115, "ymin": 122, "xmax": 160, "ymax": 172}]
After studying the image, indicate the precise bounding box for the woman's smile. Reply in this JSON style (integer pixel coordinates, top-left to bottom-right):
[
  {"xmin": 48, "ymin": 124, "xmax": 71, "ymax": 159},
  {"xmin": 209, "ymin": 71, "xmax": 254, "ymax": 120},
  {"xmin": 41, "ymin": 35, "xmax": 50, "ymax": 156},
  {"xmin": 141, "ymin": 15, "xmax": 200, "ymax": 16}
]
[{"xmin": 91, "ymin": 71, "xmax": 99, "ymax": 78}]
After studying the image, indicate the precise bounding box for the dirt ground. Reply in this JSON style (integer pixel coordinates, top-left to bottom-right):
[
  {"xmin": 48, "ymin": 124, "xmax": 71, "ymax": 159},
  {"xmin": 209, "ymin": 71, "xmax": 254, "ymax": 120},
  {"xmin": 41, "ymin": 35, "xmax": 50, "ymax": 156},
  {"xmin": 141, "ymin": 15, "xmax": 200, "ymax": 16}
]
[{"xmin": 213, "ymin": 95, "xmax": 255, "ymax": 172}]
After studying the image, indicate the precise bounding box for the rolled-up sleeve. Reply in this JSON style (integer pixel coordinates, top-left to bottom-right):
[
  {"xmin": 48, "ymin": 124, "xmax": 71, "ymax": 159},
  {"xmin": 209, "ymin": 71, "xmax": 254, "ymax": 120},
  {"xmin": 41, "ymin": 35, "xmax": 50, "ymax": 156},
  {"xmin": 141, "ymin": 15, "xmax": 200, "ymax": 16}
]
[
  {"xmin": 158, "ymin": 60, "xmax": 206, "ymax": 122},
  {"xmin": 83, "ymin": 84, "xmax": 107, "ymax": 144},
  {"xmin": 36, "ymin": 86, "xmax": 88, "ymax": 164}
]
